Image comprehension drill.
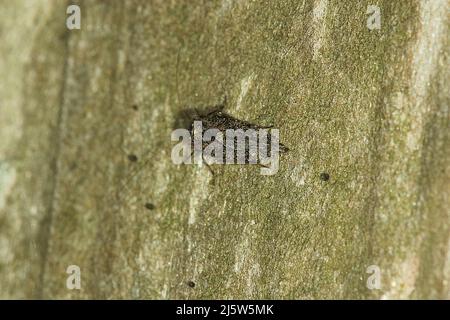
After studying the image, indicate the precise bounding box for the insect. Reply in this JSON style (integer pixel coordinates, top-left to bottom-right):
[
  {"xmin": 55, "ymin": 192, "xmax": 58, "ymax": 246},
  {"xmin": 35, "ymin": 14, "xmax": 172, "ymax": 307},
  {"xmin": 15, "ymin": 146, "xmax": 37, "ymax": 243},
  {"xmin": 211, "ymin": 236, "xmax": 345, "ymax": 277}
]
[{"xmin": 173, "ymin": 96, "xmax": 289, "ymax": 174}]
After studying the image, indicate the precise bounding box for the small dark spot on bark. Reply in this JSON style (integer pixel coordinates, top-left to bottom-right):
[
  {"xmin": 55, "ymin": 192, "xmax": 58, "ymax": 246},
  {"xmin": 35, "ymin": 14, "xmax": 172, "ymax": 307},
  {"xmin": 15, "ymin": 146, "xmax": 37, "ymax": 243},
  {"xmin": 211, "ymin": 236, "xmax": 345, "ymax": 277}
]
[
  {"xmin": 128, "ymin": 154, "xmax": 138, "ymax": 162},
  {"xmin": 145, "ymin": 203, "xmax": 155, "ymax": 210},
  {"xmin": 187, "ymin": 281, "xmax": 195, "ymax": 288},
  {"xmin": 69, "ymin": 162, "xmax": 77, "ymax": 171},
  {"xmin": 131, "ymin": 104, "xmax": 138, "ymax": 111},
  {"xmin": 320, "ymin": 172, "xmax": 330, "ymax": 181}
]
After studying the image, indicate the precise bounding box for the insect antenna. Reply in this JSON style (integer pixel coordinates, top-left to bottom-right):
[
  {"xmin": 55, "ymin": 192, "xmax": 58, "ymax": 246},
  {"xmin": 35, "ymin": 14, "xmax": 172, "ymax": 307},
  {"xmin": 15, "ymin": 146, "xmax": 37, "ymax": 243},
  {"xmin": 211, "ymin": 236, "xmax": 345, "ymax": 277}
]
[{"xmin": 203, "ymin": 160, "xmax": 215, "ymax": 176}]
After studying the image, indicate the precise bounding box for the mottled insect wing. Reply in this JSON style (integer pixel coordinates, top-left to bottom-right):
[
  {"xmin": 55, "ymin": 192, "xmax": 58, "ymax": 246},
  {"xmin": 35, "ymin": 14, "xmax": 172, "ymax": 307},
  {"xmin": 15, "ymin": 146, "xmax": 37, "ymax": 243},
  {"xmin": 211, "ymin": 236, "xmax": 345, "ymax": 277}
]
[
  {"xmin": 174, "ymin": 103, "xmax": 289, "ymax": 170},
  {"xmin": 202, "ymin": 111, "xmax": 268, "ymax": 131}
]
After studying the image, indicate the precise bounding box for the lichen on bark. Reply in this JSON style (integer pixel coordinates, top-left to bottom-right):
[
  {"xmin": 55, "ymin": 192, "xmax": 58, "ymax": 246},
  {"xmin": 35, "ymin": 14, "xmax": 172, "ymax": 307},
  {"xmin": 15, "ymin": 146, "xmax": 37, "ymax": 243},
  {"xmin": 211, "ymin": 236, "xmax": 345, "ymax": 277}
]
[{"xmin": 0, "ymin": 0, "xmax": 448, "ymax": 299}]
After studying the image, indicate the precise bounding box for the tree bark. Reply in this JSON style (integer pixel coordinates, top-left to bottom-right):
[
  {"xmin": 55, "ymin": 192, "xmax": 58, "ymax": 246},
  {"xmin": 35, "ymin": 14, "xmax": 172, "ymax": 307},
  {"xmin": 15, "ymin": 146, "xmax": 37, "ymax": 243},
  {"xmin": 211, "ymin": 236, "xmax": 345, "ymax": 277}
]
[{"xmin": 0, "ymin": 0, "xmax": 448, "ymax": 299}]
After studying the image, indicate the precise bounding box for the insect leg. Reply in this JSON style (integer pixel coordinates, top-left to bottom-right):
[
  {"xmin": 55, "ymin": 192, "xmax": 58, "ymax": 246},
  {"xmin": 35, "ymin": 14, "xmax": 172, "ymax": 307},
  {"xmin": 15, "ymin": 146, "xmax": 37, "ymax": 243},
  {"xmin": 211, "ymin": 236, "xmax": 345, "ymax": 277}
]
[{"xmin": 203, "ymin": 160, "xmax": 215, "ymax": 175}]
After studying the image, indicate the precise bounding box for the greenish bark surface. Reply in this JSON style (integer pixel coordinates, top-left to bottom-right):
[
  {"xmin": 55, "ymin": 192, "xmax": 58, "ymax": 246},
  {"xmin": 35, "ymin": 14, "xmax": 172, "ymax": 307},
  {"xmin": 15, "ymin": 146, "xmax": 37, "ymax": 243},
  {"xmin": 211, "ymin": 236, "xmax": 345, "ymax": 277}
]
[{"xmin": 0, "ymin": 0, "xmax": 448, "ymax": 299}]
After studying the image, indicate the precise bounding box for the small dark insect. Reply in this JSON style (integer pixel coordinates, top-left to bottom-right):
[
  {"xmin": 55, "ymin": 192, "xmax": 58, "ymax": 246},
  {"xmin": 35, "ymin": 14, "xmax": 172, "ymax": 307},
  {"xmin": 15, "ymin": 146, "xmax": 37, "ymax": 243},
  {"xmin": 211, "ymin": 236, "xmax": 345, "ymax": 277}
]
[
  {"xmin": 127, "ymin": 154, "xmax": 138, "ymax": 162},
  {"xmin": 187, "ymin": 281, "xmax": 196, "ymax": 288},
  {"xmin": 144, "ymin": 202, "xmax": 155, "ymax": 210},
  {"xmin": 131, "ymin": 104, "xmax": 139, "ymax": 111},
  {"xmin": 320, "ymin": 172, "xmax": 330, "ymax": 181},
  {"xmin": 174, "ymin": 96, "xmax": 289, "ymax": 173}
]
